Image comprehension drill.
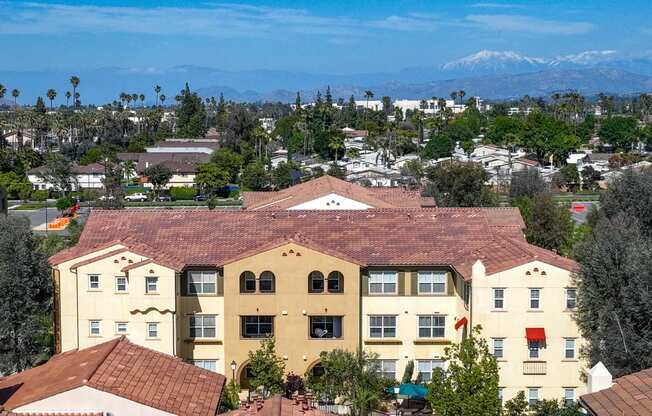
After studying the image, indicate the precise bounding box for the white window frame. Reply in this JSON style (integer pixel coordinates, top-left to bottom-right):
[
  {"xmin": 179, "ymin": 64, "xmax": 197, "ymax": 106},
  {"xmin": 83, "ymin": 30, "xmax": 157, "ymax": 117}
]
[
  {"xmin": 146, "ymin": 276, "xmax": 159, "ymax": 293},
  {"xmin": 417, "ymin": 360, "xmax": 446, "ymax": 382},
  {"xmin": 418, "ymin": 315, "xmax": 446, "ymax": 338},
  {"xmin": 565, "ymin": 338, "xmax": 576, "ymax": 359},
  {"xmin": 493, "ymin": 288, "xmax": 505, "ymax": 309},
  {"xmin": 528, "ymin": 388, "xmax": 539, "ymax": 406},
  {"xmin": 418, "ymin": 272, "xmax": 446, "ymax": 294},
  {"xmin": 369, "ymin": 315, "xmax": 396, "ymax": 338},
  {"xmin": 88, "ymin": 275, "xmax": 100, "ymax": 290},
  {"xmin": 147, "ymin": 322, "xmax": 159, "ymax": 338},
  {"xmin": 189, "ymin": 315, "xmax": 217, "ymax": 339},
  {"xmin": 368, "ymin": 271, "xmax": 397, "ymax": 294},
  {"xmin": 372, "ymin": 359, "xmax": 397, "ymax": 380},
  {"xmin": 492, "ymin": 338, "xmax": 504, "ymax": 359},
  {"xmin": 564, "ymin": 388, "xmax": 575, "ymax": 406},
  {"xmin": 115, "ymin": 276, "xmax": 128, "ymax": 292},
  {"xmin": 565, "ymin": 288, "xmax": 577, "ymax": 309},
  {"xmin": 188, "ymin": 271, "xmax": 217, "ymax": 294},
  {"xmin": 115, "ymin": 322, "xmax": 128, "ymax": 334},
  {"xmin": 529, "ymin": 288, "xmax": 541, "ymax": 309},
  {"xmin": 191, "ymin": 359, "xmax": 218, "ymax": 372},
  {"xmin": 89, "ymin": 320, "xmax": 101, "ymax": 336}
]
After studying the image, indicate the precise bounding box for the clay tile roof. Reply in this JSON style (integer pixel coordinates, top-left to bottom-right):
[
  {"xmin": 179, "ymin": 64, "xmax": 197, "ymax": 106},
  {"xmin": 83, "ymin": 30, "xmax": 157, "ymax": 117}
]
[
  {"xmin": 0, "ymin": 337, "xmax": 225, "ymax": 416},
  {"xmin": 1, "ymin": 412, "xmax": 104, "ymax": 416},
  {"xmin": 224, "ymin": 395, "xmax": 332, "ymax": 416},
  {"xmin": 581, "ymin": 367, "xmax": 652, "ymax": 415},
  {"xmin": 241, "ymin": 176, "xmax": 428, "ymax": 210}
]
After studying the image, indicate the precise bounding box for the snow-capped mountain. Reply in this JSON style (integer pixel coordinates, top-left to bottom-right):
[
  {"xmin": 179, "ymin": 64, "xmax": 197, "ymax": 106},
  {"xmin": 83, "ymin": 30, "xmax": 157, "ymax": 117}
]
[
  {"xmin": 549, "ymin": 50, "xmax": 618, "ymax": 66},
  {"xmin": 441, "ymin": 50, "xmax": 548, "ymax": 76}
]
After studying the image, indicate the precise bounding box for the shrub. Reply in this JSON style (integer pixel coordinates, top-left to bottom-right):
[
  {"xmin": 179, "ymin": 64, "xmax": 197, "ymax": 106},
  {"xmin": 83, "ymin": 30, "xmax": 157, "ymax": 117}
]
[
  {"xmin": 170, "ymin": 186, "xmax": 197, "ymax": 200},
  {"xmin": 31, "ymin": 189, "xmax": 49, "ymax": 202}
]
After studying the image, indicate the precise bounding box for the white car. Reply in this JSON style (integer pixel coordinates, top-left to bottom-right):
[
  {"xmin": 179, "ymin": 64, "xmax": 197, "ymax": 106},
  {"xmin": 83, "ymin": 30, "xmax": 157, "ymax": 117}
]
[{"xmin": 124, "ymin": 193, "xmax": 148, "ymax": 202}]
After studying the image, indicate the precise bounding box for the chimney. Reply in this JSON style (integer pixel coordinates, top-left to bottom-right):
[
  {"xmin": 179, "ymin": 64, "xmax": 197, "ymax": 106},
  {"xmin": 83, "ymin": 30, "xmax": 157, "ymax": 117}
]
[{"xmin": 587, "ymin": 361, "xmax": 613, "ymax": 393}]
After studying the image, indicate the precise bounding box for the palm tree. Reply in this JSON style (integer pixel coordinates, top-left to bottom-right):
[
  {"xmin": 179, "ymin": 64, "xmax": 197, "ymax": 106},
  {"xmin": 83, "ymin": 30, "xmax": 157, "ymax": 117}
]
[
  {"xmin": 69, "ymin": 76, "xmax": 80, "ymax": 108},
  {"xmin": 46, "ymin": 89, "xmax": 57, "ymax": 110},
  {"xmin": 154, "ymin": 85, "xmax": 161, "ymax": 107},
  {"xmin": 0, "ymin": 84, "xmax": 6, "ymax": 103},
  {"xmin": 11, "ymin": 89, "xmax": 19, "ymax": 107},
  {"xmin": 458, "ymin": 90, "xmax": 466, "ymax": 105},
  {"xmin": 160, "ymin": 94, "xmax": 166, "ymax": 106},
  {"xmin": 131, "ymin": 93, "xmax": 138, "ymax": 105},
  {"xmin": 363, "ymin": 90, "xmax": 374, "ymax": 121},
  {"xmin": 65, "ymin": 91, "xmax": 72, "ymax": 107},
  {"xmin": 139, "ymin": 94, "xmax": 145, "ymax": 107}
]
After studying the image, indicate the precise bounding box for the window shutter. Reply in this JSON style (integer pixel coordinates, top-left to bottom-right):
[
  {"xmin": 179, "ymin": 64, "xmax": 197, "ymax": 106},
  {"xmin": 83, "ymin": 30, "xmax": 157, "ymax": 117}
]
[
  {"xmin": 361, "ymin": 273, "xmax": 369, "ymax": 296},
  {"xmin": 180, "ymin": 272, "xmax": 188, "ymax": 296},
  {"xmin": 217, "ymin": 274, "xmax": 224, "ymax": 296},
  {"xmin": 398, "ymin": 272, "xmax": 405, "ymax": 296},
  {"xmin": 447, "ymin": 273, "xmax": 455, "ymax": 296},
  {"xmin": 411, "ymin": 272, "xmax": 418, "ymax": 296}
]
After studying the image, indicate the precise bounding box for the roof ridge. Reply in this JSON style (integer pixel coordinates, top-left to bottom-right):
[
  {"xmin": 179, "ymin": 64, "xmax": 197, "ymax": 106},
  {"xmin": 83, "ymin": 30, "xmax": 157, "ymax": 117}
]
[{"xmin": 86, "ymin": 336, "xmax": 125, "ymax": 384}]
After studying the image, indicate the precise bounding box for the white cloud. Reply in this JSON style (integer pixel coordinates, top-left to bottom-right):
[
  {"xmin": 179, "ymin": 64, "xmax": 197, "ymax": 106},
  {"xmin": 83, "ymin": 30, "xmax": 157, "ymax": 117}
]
[{"xmin": 466, "ymin": 14, "xmax": 594, "ymax": 35}]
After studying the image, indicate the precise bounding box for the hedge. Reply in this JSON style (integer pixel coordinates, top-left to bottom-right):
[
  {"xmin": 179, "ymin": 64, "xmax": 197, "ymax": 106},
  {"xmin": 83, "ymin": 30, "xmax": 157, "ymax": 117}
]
[{"xmin": 170, "ymin": 187, "xmax": 198, "ymax": 200}]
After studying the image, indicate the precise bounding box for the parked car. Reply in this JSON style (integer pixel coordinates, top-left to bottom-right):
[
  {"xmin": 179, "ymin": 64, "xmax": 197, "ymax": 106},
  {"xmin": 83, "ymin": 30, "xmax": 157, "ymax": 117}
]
[
  {"xmin": 98, "ymin": 195, "xmax": 115, "ymax": 201},
  {"xmin": 155, "ymin": 195, "xmax": 173, "ymax": 202},
  {"xmin": 193, "ymin": 194, "xmax": 209, "ymax": 201},
  {"xmin": 124, "ymin": 193, "xmax": 148, "ymax": 202}
]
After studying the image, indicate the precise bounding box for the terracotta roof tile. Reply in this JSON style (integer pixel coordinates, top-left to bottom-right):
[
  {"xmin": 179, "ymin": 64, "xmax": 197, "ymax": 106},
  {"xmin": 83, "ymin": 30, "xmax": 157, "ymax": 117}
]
[
  {"xmin": 581, "ymin": 368, "xmax": 652, "ymax": 415},
  {"xmin": 225, "ymin": 395, "xmax": 333, "ymax": 416},
  {"xmin": 1, "ymin": 412, "xmax": 104, "ymax": 416},
  {"xmin": 0, "ymin": 338, "xmax": 225, "ymax": 416}
]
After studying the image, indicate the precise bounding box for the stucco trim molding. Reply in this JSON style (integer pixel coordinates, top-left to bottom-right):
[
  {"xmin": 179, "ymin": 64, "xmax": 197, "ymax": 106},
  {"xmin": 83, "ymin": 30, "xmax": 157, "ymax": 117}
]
[
  {"xmin": 129, "ymin": 307, "xmax": 175, "ymax": 315},
  {"xmin": 413, "ymin": 340, "xmax": 452, "ymax": 345},
  {"xmin": 363, "ymin": 339, "xmax": 403, "ymax": 345}
]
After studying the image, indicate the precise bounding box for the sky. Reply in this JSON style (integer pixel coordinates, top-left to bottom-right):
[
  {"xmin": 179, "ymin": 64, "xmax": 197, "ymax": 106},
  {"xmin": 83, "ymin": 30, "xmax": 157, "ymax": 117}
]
[{"xmin": 1, "ymin": 0, "xmax": 652, "ymax": 74}]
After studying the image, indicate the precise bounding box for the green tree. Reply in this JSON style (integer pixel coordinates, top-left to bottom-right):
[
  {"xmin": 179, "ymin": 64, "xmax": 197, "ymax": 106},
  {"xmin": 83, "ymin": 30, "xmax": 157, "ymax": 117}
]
[
  {"xmin": 598, "ymin": 116, "xmax": 639, "ymax": 151},
  {"xmin": 401, "ymin": 360, "xmax": 414, "ymax": 384},
  {"xmin": 143, "ymin": 164, "xmax": 172, "ymax": 197},
  {"xmin": 553, "ymin": 165, "xmax": 580, "ymax": 191},
  {"xmin": 46, "ymin": 89, "xmax": 57, "ymax": 110},
  {"xmin": 426, "ymin": 326, "xmax": 500, "ymax": 416},
  {"xmin": 38, "ymin": 154, "xmax": 76, "ymax": 196},
  {"xmin": 509, "ymin": 168, "xmax": 546, "ymax": 199},
  {"xmin": 502, "ymin": 391, "xmax": 528, "ymax": 416},
  {"xmin": 485, "ymin": 116, "xmax": 524, "ymax": 145},
  {"xmin": 513, "ymin": 193, "xmax": 574, "ymax": 255},
  {"xmin": 55, "ymin": 195, "xmax": 75, "ymax": 214},
  {"xmin": 247, "ymin": 337, "xmax": 286, "ymax": 398},
  {"xmin": 211, "ymin": 148, "xmax": 244, "ymax": 183},
  {"xmin": 241, "ymin": 161, "xmax": 270, "ymax": 191},
  {"xmin": 0, "ymin": 172, "xmax": 32, "ymax": 200},
  {"xmin": 530, "ymin": 398, "xmax": 583, "ymax": 416},
  {"xmin": 422, "ymin": 134, "xmax": 453, "ymax": 160},
  {"xmin": 175, "ymin": 83, "xmax": 207, "ymax": 138},
  {"xmin": 424, "ymin": 162, "xmax": 497, "ymax": 207},
  {"xmin": 220, "ymin": 379, "xmax": 242, "ymax": 411},
  {"xmin": 195, "ymin": 163, "xmax": 230, "ymax": 194},
  {"xmin": 273, "ymin": 161, "xmax": 301, "ymax": 189},
  {"xmin": 327, "ymin": 163, "xmax": 346, "ymax": 179},
  {"xmin": 0, "ymin": 215, "xmax": 53, "ymax": 373}
]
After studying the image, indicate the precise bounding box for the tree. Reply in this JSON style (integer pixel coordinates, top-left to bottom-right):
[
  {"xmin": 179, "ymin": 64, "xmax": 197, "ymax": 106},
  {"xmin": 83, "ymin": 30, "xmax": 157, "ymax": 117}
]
[
  {"xmin": 176, "ymin": 83, "xmax": 207, "ymax": 138},
  {"xmin": 143, "ymin": 164, "xmax": 172, "ymax": 197},
  {"xmin": 0, "ymin": 215, "xmax": 53, "ymax": 373},
  {"xmin": 306, "ymin": 348, "xmax": 388, "ymax": 416},
  {"xmin": 509, "ymin": 168, "xmax": 546, "ymax": 199},
  {"xmin": 327, "ymin": 163, "xmax": 346, "ymax": 180},
  {"xmin": 211, "ymin": 148, "xmax": 244, "ymax": 183},
  {"xmin": 513, "ymin": 193, "xmax": 574, "ymax": 255},
  {"xmin": 599, "ymin": 169, "xmax": 652, "ymax": 235},
  {"xmin": 221, "ymin": 379, "xmax": 241, "ymax": 411},
  {"xmin": 69, "ymin": 76, "xmax": 80, "ymax": 108},
  {"xmin": 247, "ymin": 337, "xmax": 286, "ymax": 398},
  {"xmin": 553, "ymin": 164, "xmax": 580, "ymax": 191},
  {"xmin": 154, "ymin": 85, "xmax": 161, "ymax": 107},
  {"xmin": 485, "ymin": 116, "xmax": 524, "ymax": 145},
  {"xmin": 38, "ymin": 154, "xmax": 76, "ymax": 196},
  {"xmin": 401, "ymin": 360, "xmax": 414, "ymax": 384},
  {"xmin": 580, "ymin": 166, "xmax": 601, "ymax": 191},
  {"xmin": 424, "ymin": 162, "xmax": 497, "ymax": 207},
  {"xmin": 598, "ymin": 116, "xmax": 639, "ymax": 151},
  {"xmin": 502, "ymin": 391, "xmax": 528, "ymax": 416},
  {"xmin": 0, "ymin": 172, "xmax": 32, "ymax": 200},
  {"xmin": 422, "ymin": 134, "xmax": 453, "ymax": 160},
  {"xmin": 241, "ymin": 161, "xmax": 270, "ymax": 191},
  {"xmin": 195, "ymin": 163, "xmax": 229, "ymax": 194},
  {"xmin": 285, "ymin": 372, "xmax": 306, "ymax": 398},
  {"xmin": 46, "ymin": 89, "xmax": 57, "ymax": 110},
  {"xmin": 426, "ymin": 326, "xmax": 500, "ymax": 416},
  {"xmin": 273, "ymin": 161, "xmax": 301, "ymax": 189},
  {"xmin": 530, "ymin": 399, "xmax": 583, "ymax": 416}
]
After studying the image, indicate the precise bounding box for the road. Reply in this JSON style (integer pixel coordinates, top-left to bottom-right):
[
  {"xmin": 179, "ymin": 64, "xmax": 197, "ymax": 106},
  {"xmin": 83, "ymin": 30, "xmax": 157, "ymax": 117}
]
[{"xmin": 8, "ymin": 206, "xmax": 90, "ymax": 234}]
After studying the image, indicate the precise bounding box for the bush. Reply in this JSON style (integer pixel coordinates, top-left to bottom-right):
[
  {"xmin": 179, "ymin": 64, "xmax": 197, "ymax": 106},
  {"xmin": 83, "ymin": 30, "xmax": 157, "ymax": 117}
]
[
  {"xmin": 170, "ymin": 187, "xmax": 197, "ymax": 200},
  {"xmin": 55, "ymin": 196, "xmax": 76, "ymax": 213},
  {"xmin": 31, "ymin": 189, "xmax": 49, "ymax": 202}
]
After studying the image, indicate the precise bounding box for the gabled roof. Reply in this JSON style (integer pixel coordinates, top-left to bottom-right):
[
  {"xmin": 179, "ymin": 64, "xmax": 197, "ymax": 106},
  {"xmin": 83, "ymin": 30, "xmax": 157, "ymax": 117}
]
[
  {"xmin": 47, "ymin": 207, "xmax": 574, "ymax": 280},
  {"xmin": 581, "ymin": 367, "xmax": 652, "ymax": 415},
  {"xmin": 0, "ymin": 337, "xmax": 225, "ymax": 416},
  {"xmin": 242, "ymin": 175, "xmax": 427, "ymax": 210}
]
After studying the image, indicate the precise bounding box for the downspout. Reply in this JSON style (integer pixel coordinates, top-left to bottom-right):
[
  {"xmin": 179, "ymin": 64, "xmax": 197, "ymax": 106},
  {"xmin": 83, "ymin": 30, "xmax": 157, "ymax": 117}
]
[
  {"xmin": 173, "ymin": 271, "xmax": 179, "ymax": 357},
  {"xmin": 74, "ymin": 268, "xmax": 80, "ymax": 349}
]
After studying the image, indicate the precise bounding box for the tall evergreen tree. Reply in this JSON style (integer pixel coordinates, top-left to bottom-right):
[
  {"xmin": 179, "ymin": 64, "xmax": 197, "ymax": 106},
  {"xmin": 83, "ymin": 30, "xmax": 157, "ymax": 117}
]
[{"xmin": 175, "ymin": 83, "xmax": 207, "ymax": 138}]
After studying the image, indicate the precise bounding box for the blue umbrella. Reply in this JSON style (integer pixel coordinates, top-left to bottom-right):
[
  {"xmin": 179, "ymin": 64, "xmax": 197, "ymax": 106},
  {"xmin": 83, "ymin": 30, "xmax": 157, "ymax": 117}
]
[{"xmin": 387, "ymin": 384, "xmax": 428, "ymax": 398}]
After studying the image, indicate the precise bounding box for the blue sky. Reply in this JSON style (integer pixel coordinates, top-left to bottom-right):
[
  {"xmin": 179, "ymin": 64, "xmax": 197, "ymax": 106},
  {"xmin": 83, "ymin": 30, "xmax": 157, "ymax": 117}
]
[{"xmin": 1, "ymin": 0, "xmax": 651, "ymax": 73}]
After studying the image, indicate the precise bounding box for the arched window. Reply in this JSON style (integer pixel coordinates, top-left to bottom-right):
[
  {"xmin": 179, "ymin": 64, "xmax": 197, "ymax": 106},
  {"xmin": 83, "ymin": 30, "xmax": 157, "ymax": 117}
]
[
  {"xmin": 308, "ymin": 271, "xmax": 324, "ymax": 293},
  {"xmin": 327, "ymin": 271, "xmax": 343, "ymax": 293},
  {"xmin": 239, "ymin": 271, "xmax": 256, "ymax": 293},
  {"xmin": 259, "ymin": 271, "xmax": 275, "ymax": 293}
]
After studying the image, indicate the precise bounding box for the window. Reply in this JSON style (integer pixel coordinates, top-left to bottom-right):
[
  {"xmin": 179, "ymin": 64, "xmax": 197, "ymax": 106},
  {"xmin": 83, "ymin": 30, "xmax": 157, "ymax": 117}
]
[
  {"xmin": 89, "ymin": 320, "xmax": 101, "ymax": 336},
  {"xmin": 115, "ymin": 276, "xmax": 127, "ymax": 292},
  {"xmin": 88, "ymin": 275, "xmax": 100, "ymax": 290},
  {"xmin": 418, "ymin": 315, "xmax": 445, "ymax": 338},
  {"xmin": 528, "ymin": 341, "xmax": 540, "ymax": 358},
  {"xmin": 493, "ymin": 338, "xmax": 504, "ymax": 359},
  {"xmin": 147, "ymin": 322, "xmax": 158, "ymax": 338},
  {"xmin": 309, "ymin": 271, "xmax": 324, "ymax": 293},
  {"xmin": 327, "ymin": 271, "xmax": 343, "ymax": 293},
  {"xmin": 310, "ymin": 316, "xmax": 343, "ymax": 339},
  {"xmin": 418, "ymin": 272, "xmax": 446, "ymax": 294},
  {"xmin": 529, "ymin": 288, "xmax": 541, "ymax": 309},
  {"xmin": 528, "ymin": 388, "xmax": 539, "ymax": 406},
  {"xmin": 565, "ymin": 339, "xmax": 576, "ymax": 359},
  {"xmin": 240, "ymin": 271, "xmax": 256, "ymax": 293},
  {"xmin": 191, "ymin": 360, "xmax": 217, "ymax": 372},
  {"xmin": 115, "ymin": 322, "xmax": 128, "ymax": 334},
  {"xmin": 417, "ymin": 360, "xmax": 445, "ymax": 382},
  {"xmin": 242, "ymin": 316, "xmax": 274, "ymax": 338},
  {"xmin": 189, "ymin": 315, "xmax": 217, "ymax": 338},
  {"xmin": 564, "ymin": 388, "xmax": 575, "ymax": 407},
  {"xmin": 259, "ymin": 271, "xmax": 275, "ymax": 293},
  {"xmin": 369, "ymin": 316, "xmax": 396, "ymax": 338},
  {"xmin": 566, "ymin": 288, "xmax": 577, "ymax": 309},
  {"xmin": 146, "ymin": 276, "xmax": 159, "ymax": 293},
  {"xmin": 498, "ymin": 388, "xmax": 504, "ymax": 405},
  {"xmin": 372, "ymin": 360, "xmax": 396, "ymax": 380},
  {"xmin": 493, "ymin": 288, "xmax": 505, "ymax": 309},
  {"xmin": 369, "ymin": 271, "xmax": 397, "ymax": 294},
  {"xmin": 189, "ymin": 271, "xmax": 216, "ymax": 294}
]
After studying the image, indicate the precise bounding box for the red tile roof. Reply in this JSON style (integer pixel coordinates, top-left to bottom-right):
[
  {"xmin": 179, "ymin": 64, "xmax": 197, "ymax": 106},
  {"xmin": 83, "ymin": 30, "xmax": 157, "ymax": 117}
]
[
  {"xmin": 242, "ymin": 176, "xmax": 428, "ymax": 210},
  {"xmin": 1, "ymin": 412, "xmax": 103, "ymax": 416},
  {"xmin": 0, "ymin": 337, "xmax": 225, "ymax": 416},
  {"xmin": 225, "ymin": 395, "xmax": 332, "ymax": 416},
  {"xmin": 49, "ymin": 207, "xmax": 574, "ymax": 279},
  {"xmin": 581, "ymin": 367, "xmax": 652, "ymax": 415}
]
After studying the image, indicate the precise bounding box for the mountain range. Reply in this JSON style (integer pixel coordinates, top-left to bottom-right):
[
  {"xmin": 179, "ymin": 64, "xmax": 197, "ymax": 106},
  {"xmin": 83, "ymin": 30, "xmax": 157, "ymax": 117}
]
[{"xmin": 1, "ymin": 50, "xmax": 652, "ymax": 105}]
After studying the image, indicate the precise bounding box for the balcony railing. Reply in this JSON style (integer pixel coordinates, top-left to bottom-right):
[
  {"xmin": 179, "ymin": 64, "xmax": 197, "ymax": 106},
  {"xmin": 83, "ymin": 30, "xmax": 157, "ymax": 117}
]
[{"xmin": 523, "ymin": 361, "xmax": 547, "ymax": 375}]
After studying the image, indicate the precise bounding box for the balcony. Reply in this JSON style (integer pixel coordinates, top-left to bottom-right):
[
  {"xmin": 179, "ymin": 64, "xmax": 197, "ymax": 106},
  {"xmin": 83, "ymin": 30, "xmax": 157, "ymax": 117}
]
[{"xmin": 523, "ymin": 361, "xmax": 547, "ymax": 375}]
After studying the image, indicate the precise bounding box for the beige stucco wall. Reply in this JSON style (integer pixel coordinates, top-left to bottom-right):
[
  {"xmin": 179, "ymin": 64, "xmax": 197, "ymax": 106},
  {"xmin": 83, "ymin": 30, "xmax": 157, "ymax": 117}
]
[
  {"xmin": 178, "ymin": 291, "xmax": 225, "ymax": 373},
  {"xmin": 472, "ymin": 260, "xmax": 586, "ymax": 402},
  {"xmin": 223, "ymin": 242, "xmax": 361, "ymax": 380},
  {"xmin": 15, "ymin": 385, "xmax": 174, "ymax": 415}
]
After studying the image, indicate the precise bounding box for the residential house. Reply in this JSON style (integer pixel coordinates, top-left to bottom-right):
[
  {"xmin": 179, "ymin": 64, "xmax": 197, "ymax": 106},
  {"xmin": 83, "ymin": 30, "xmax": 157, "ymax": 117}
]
[
  {"xmin": 145, "ymin": 139, "xmax": 220, "ymax": 155},
  {"xmin": 139, "ymin": 160, "xmax": 198, "ymax": 189},
  {"xmin": 1, "ymin": 130, "xmax": 39, "ymax": 149},
  {"xmin": 392, "ymin": 99, "xmax": 462, "ymax": 115},
  {"xmin": 49, "ymin": 206, "xmax": 585, "ymax": 403},
  {"xmin": 0, "ymin": 336, "xmax": 225, "ymax": 415},
  {"xmin": 27, "ymin": 163, "xmax": 105, "ymax": 191},
  {"xmin": 580, "ymin": 362, "xmax": 651, "ymax": 415},
  {"xmin": 118, "ymin": 152, "xmax": 210, "ymax": 189}
]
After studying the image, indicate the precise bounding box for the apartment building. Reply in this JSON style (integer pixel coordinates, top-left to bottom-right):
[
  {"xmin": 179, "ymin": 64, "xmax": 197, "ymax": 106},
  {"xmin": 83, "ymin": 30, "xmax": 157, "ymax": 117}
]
[{"xmin": 49, "ymin": 206, "xmax": 584, "ymax": 403}]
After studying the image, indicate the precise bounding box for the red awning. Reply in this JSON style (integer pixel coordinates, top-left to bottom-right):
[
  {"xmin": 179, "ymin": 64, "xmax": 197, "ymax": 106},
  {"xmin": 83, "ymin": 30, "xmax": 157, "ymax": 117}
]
[
  {"xmin": 455, "ymin": 317, "xmax": 468, "ymax": 330},
  {"xmin": 525, "ymin": 328, "xmax": 546, "ymax": 342}
]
